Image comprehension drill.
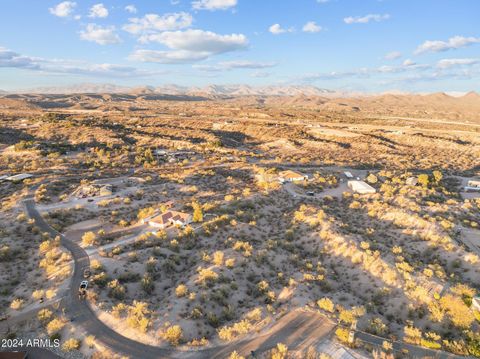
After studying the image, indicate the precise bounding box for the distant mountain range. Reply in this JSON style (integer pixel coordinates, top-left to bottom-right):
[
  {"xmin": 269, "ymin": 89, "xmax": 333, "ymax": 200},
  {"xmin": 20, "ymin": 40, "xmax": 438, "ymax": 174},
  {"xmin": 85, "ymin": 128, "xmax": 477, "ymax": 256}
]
[
  {"xmin": 3, "ymin": 83, "xmax": 346, "ymax": 97},
  {"xmin": 1, "ymin": 83, "xmax": 478, "ymax": 99}
]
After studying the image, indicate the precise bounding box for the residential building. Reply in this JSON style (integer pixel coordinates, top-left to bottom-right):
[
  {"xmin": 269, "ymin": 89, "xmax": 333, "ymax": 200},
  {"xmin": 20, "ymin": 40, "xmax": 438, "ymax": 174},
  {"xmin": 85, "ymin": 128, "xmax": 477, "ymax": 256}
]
[
  {"xmin": 148, "ymin": 210, "xmax": 192, "ymax": 229},
  {"xmin": 348, "ymin": 180, "xmax": 376, "ymax": 194},
  {"xmin": 278, "ymin": 170, "xmax": 308, "ymax": 183}
]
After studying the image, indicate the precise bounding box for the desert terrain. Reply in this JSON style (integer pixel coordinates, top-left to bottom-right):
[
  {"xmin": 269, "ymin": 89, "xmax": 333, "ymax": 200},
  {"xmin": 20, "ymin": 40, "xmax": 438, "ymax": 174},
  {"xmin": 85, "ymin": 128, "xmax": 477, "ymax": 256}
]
[{"xmin": 0, "ymin": 89, "xmax": 479, "ymax": 359}]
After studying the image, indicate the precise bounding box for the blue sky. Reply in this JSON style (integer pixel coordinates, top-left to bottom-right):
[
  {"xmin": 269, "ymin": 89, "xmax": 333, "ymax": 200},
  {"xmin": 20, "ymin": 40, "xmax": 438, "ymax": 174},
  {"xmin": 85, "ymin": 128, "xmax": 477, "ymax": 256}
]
[{"xmin": 0, "ymin": 0, "xmax": 479, "ymax": 92}]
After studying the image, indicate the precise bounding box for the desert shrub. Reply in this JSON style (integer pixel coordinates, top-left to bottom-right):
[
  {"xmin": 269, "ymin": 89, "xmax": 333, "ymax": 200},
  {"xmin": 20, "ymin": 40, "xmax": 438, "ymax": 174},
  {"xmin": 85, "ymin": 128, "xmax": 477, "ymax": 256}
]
[
  {"xmin": 38, "ymin": 308, "xmax": 53, "ymax": 323},
  {"xmin": 228, "ymin": 351, "xmax": 245, "ymax": 359},
  {"xmin": 90, "ymin": 259, "xmax": 103, "ymax": 271},
  {"xmin": 338, "ymin": 306, "xmax": 365, "ymax": 325},
  {"xmin": 335, "ymin": 328, "xmax": 350, "ymax": 344},
  {"xmin": 126, "ymin": 301, "xmax": 151, "ymax": 333},
  {"xmin": 212, "ymin": 251, "xmax": 224, "ymax": 266},
  {"xmin": 141, "ymin": 274, "xmax": 154, "ymax": 294},
  {"xmin": 10, "ymin": 298, "xmax": 24, "ymax": 310},
  {"xmin": 163, "ymin": 325, "xmax": 183, "ymax": 346},
  {"xmin": 404, "ymin": 326, "xmax": 422, "ymax": 345},
  {"xmin": 81, "ymin": 231, "xmax": 97, "ymax": 247},
  {"xmin": 269, "ymin": 343, "xmax": 288, "ymax": 359},
  {"xmin": 440, "ymin": 294, "xmax": 474, "ymax": 329},
  {"xmin": 62, "ymin": 338, "xmax": 80, "ymax": 352},
  {"xmin": 47, "ymin": 318, "xmax": 66, "ymax": 335},
  {"xmin": 31, "ymin": 289, "xmax": 43, "ymax": 301},
  {"xmin": 108, "ymin": 279, "xmax": 126, "ymax": 300},
  {"xmin": 192, "ymin": 201, "xmax": 203, "ymax": 222},
  {"xmin": 85, "ymin": 335, "xmax": 96, "ymax": 348},
  {"xmin": 317, "ymin": 297, "xmax": 335, "ymax": 313},
  {"xmin": 197, "ymin": 268, "xmax": 218, "ymax": 285},
  {"xmin": 175, "ymin": 284, "xmax": 188, "ymax": 298}
]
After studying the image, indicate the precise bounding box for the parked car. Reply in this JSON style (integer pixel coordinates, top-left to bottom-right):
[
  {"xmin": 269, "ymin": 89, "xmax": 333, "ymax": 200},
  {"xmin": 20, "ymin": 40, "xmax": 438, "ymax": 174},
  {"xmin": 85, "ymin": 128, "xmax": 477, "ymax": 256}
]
[
  {"xmin": 79, "ymin": 280, "xmax": 89, "ymax": 299},
  {"xmin": 306, "ymin": 191, "xmax": 315, "ymax": 196}
]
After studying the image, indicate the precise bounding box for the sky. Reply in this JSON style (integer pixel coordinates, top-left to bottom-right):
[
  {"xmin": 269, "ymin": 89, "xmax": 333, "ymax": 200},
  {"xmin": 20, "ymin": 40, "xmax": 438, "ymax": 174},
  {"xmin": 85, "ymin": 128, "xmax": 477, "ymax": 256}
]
[{"xmin": 0, "ymin": 0, "xmax": 479, "ymax": 92}]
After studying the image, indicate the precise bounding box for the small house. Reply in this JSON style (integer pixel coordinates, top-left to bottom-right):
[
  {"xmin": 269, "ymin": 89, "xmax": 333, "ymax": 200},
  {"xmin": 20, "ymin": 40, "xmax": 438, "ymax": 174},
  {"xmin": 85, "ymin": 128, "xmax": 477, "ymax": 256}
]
[
  {"xmin": 278, "ymin": 170, "xmax": 308, "ymax": 183},
  {"xmin": 148, "ymin": 210, "xmax": 192, "ymax": 229}
]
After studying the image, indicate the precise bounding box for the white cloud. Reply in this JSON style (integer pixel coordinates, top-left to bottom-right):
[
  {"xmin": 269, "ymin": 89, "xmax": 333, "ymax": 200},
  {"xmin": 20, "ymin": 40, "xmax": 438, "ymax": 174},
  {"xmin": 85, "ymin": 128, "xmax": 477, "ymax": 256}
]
[
  {"xmin": 437, "ymin": 58, "xmax": 479, "ymax": 69},
  {"xmin": 49, "ymin": 1, "xmax": 76, "ymax": 17},
  {"xmin": 269, "ymin": 24, "xmax": 293, "ymax": 35},
  {"xmin": 140, "ymin": 29, "xmax": 247, "ymax": 52},
  {"xmin": 344, "ymin": 14, "xmax": 390, "ymax": 24},
  {"xmin": 130, "ymin": 49, "xmax": 208, "ymax": 64},
  {"xmin": 415, "ymin": 36, "xmax": 480, "ymax": 54},
  {"xmin": 123, "ymin": 12, "xmax": 193, "ymax": 35},
  {"xmin": 194, "ymin": 60, "xmax": 277, "ymax": 71},
  {"xmin": 0, "ymin": 47, "xmax": 154, "ymax": 78},
  {"xmin": 131, "ymin": 29, "xmax": 248, "ymax": 64},
  {"xmin": 317, "ymin": 0, "xmax": 330, "ymax": 3},
  {"xmin": 302, "ymin": 21, "xmax": 322, "ymax": 33},
  {"xmin": 384, "ymin": 51, "xmax": 402, "ymax": 60},
  {"xmin": 89, "ymin": 3, "xmax": 109, "ymax": 18},
  {"xmin": 79, "ymin": 24, "xmax": 121, "ymax": 45},
  {"xmin": 402, "ymin": 59, "xmax": 416, "ymax": 67},
  {"xmin": 0, "ymin": 47, "xmax": 40, "ymax": 70},
  {"xmin": 125, "ymin": 5, "xmax": 137, "ymax": 14},
  {"xmin": 192, "ymin": 0, "xmax": 237, "ymax": 11}
]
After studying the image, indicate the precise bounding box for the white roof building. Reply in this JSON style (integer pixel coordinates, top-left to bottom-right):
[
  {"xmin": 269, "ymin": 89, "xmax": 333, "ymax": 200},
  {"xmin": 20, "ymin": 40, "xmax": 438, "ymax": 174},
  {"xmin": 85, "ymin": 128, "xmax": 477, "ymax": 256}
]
[
  {"xmin": 467, "ymin": 180, "xmax": 480, "ymax": 188},
  {"xmin": 278, "ymin": 170, "xmax": 308, "ymax": 183},
  {"xmin": 348, "ymin": 180, "xmax": 376, "ymax": 194},
  {"xmin": 6, "ymin": 173, "xmax": 33, "ymax": 181}
]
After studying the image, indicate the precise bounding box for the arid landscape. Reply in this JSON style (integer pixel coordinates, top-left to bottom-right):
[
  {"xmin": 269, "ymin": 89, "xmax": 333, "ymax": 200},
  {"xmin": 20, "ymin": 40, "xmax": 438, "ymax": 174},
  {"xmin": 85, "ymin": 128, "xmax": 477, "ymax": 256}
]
[{"xmin": 0, "ymin": 88, "xmax": 479, "ymax": 359}]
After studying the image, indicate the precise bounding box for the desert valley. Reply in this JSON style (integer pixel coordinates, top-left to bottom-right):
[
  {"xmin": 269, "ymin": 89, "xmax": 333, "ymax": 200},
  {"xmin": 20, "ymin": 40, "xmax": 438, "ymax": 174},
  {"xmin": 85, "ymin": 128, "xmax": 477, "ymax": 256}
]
[{"xmin": 0, "ymin": 87, "xmax": 479, "ymax": 359}]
